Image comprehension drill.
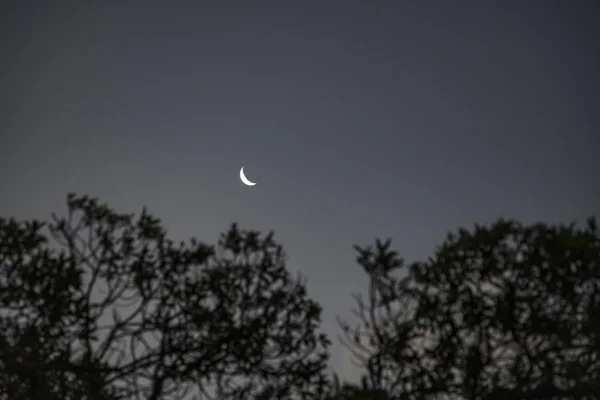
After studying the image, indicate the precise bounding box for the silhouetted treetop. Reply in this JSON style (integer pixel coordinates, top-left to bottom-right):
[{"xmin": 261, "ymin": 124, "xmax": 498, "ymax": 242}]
[
  {"xmin": 3, "ymin": 193, "xmax": 598, "ymax": 400},
  {"xmin": 341, "ymin": 218, "xmax": 600, "ymax": 400},
  {"xmin": 0, "ymin": 193, "xmax": 330, "ymax": 400}
]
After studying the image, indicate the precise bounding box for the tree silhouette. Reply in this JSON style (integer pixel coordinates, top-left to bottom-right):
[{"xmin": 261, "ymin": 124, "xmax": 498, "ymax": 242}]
[
  {"xmin": 341, "ymin": 219, "xmax": 600, "ymax": 399},
  {"xmin": 0, "ymin": 194, "xmax": 331, "ymax": 400}
]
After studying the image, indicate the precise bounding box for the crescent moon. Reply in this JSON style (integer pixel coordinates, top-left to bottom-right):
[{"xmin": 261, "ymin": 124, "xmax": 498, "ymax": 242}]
[{"xmin": 239, "ymin": 167, "xmax": 257, "ymax": 186}]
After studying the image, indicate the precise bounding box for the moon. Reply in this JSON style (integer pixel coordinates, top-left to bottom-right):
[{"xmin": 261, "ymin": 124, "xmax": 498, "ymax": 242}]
[{"xmin": 239, "ymin": 167, "xmax": 257, "ymax": 186}]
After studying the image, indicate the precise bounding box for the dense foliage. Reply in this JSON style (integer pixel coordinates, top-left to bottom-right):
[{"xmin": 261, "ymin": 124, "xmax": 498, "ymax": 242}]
[
  {"xmin": 341, "ymin": 219, "xmax": 600, "ymax": 399},
  {"xmin": 1, "ymin": 193, "xmax": 598, "ymax": 399},
  {"xmin": 0, "ymin": 194, "xmax": 330, "ymax": 400}
]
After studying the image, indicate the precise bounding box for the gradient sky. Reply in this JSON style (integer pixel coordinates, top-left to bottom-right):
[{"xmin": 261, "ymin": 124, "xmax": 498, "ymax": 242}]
[{"xmin": 2, "ymin": 1, "xmax": 599, "ymax": 381}]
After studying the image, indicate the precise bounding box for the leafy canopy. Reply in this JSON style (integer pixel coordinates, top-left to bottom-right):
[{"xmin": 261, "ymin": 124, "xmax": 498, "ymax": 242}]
[
  {"xmin": 0, "ymin": 193, "xmax": 330, "ymax": 400},
  {"xmin": 341, "ymin": 218, "xmax": 600, "ymax": 399},
  {"xmin": 2, "ymin": 192, "xmax": 599, "ymax": 400}
]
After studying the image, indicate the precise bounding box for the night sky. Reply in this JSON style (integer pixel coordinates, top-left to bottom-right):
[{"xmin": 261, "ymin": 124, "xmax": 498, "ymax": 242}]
[{"xmin": 2, "ymin": 1, "xmax": 599, "ymax": 381}]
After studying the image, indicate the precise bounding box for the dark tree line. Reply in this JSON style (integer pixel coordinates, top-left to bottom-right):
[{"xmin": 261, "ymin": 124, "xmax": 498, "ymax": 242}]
[
  {"xmin": 1, "ymin": 193, "xmax": 598, "ymax": 399},
  {"xmin": 0, "ymin": 194, "xmax": 329, "ymax": 400},
  {"xmin": 339, "ymin": 220, "xmax": 600, "ymax": 399}
]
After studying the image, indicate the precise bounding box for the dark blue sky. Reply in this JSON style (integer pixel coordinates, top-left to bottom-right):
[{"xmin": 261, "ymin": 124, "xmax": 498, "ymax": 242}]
[{"xmin": 2, "ymin": 1, "xmax": 599, "ymax": 380}]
